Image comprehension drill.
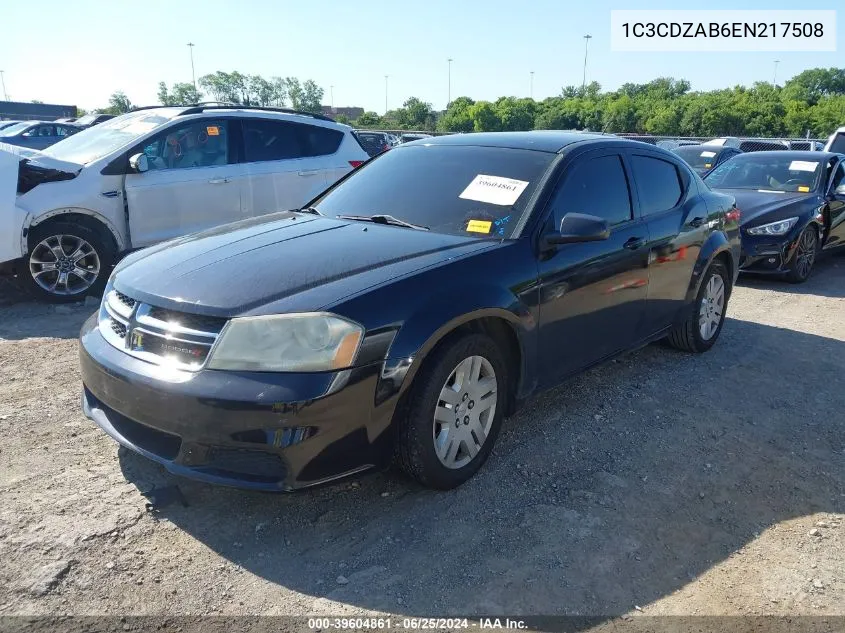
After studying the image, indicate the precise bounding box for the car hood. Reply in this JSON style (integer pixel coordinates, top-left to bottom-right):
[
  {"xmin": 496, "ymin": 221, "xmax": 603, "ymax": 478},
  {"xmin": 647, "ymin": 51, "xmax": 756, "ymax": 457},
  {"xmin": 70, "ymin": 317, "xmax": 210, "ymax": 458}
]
[
  {"xmin": 0, "ymin": 142, "xmax": 83, "ymax": 173},
  {"xmin": 113, "ymin": 212, "xmax": 499, "ymax": 317},
  {"xmin": 712, "ymin": 189, "xmax": 819, "ymax": 226}
]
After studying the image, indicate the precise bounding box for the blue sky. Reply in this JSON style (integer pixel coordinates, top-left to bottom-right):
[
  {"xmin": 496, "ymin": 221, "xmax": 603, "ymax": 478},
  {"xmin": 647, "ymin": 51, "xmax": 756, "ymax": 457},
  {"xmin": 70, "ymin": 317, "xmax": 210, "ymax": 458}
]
[{"xmin": 0, "ymin": 0, "xmax": 840, "ymax": 112}]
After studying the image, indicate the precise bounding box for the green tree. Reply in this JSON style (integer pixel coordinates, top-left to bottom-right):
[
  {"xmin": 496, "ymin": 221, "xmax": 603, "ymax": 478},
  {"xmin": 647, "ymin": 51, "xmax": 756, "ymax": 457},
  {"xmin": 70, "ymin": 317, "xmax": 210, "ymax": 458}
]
[
  {"xmin": 437, "ymin": 96, "xmax": 475, "ymax": 132},
  {"xmin": 101, "ymin": 91, "xmax": 133, "ymax": 114},
  {"xmin": 468, "ymin": 101, "xmax": 501, "ymax": 132},
  {"xmin": 158, "ymin": 81, "xmax": 203, "ymax": 106},
  {"xmin": 397, "ymin": 97, "xmax": 435, "ymax": 130},
  {"xmin": 494, "ymin": 97, "xmax": 536, "ymax": 131},
  {"xmin": 782, "ymin": 67, "xmax": 845, "ymax": 105},
  {"xmin": 809, "ymin": 96, "xmax": 845, "ymax": 137},
  {"xmin": 354, "ymin": 111, "xmax": 383, "ymax": 128}
]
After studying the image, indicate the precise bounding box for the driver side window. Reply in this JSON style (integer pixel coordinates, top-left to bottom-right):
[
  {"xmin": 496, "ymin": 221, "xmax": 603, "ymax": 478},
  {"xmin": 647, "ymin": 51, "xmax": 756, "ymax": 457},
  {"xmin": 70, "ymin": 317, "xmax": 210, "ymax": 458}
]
[
  {"xmin": 549, "ymin": 154, "xmax": 632, "ymax": 229},
  {"xmin": 831, "ymin": 163, "xmax": 845, "ymax": 192},
  {"xmin": 142, "ymin": 120, "xmax": 229, "ymax": 171}
]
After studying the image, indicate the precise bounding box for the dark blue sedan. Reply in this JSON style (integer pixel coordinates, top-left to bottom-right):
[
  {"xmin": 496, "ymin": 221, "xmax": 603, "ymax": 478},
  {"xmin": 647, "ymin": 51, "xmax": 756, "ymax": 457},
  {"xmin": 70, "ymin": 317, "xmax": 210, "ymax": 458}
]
[{"xmin": 0, "ymin": 120, "xmax": 82, "ymax": 149}]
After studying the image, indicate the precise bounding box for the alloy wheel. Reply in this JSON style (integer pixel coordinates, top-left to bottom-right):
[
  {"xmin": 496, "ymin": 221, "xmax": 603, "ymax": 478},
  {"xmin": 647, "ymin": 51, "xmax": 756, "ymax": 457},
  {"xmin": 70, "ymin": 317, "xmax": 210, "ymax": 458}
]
[
  {"xmin": 29, "ymin": 234, "xmax": 101, "ymax": 296},
  {"xmin": 698, "ymin": 274, "xmax": 725, "ymax": 341},
  {"xmin": 432, "ymin": 355, "xmax": 498, "ymax": 469},
  {"xmin": 794, "ymin": 228, "xmax": 817, "ymax": 279}
]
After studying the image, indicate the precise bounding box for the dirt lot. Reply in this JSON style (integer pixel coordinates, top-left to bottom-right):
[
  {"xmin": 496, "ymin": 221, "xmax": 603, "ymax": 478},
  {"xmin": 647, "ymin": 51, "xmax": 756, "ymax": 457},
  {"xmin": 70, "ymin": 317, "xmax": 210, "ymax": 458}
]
[{"xmin": 0, "ymin": 256, "xmax": 843, "ymax": 624}]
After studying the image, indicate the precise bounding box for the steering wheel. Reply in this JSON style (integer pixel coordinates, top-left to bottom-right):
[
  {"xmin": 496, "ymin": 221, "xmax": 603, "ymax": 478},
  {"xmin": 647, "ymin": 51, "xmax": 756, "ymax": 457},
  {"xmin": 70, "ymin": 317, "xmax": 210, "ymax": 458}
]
[{"xmin": 783, "ymin": 179, "xmax": 806, "ymax": 189}]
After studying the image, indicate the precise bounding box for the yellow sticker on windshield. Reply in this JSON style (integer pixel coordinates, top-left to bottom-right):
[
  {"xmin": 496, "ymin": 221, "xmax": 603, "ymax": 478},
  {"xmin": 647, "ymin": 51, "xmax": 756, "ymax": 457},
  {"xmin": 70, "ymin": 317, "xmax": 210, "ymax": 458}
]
[
  {"xmin": 798, "ymin": 186, "xmax": 810, "ymax": 192},
  {"xmin": 207, "ymin": 126, "xmax": 220, "ymax": 136},
  {"xmin": 704, "ymin": 163, "xmax": 712, "ymax": 168},
  {"xmin": 467, "ymin": 220, "xmax": 492, "ymax": 234}
]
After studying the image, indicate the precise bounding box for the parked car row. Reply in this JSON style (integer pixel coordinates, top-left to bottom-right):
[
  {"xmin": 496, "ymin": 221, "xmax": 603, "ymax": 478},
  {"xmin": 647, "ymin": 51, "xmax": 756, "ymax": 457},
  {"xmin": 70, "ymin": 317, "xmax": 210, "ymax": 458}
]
[{"xmin": 5, "ymin": 110, "xmax": 843, "ymax": 492}]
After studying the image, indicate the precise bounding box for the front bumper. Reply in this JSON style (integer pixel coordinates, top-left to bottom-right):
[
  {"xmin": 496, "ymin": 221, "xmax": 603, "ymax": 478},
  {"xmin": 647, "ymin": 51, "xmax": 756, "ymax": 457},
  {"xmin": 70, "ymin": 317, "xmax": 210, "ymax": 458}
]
[
  {"xmin": 738, "ymin": 229, "xmax": 802, "ymax": 274},
  {"xmin": 79, "ymin": 314, "xmax": 391, "ymax": 491}
]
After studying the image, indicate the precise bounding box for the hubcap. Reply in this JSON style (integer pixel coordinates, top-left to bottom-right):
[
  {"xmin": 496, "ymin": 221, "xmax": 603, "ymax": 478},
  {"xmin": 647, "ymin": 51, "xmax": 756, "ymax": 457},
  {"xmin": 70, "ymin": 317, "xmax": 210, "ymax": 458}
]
[
  {"xmin": 433, "ymin": 355, "xmax": 497, "ymax": 469},
  {"xmin": 795, "ymin": 228, "xmax": 817, "ymax": 279},
  {"xmin": 29, "ymin": 234, "xmax": 101, "ymax": 296},
  {"xmin": 698, "ymin": 274, "xmax": 725, "ymax": 341}
]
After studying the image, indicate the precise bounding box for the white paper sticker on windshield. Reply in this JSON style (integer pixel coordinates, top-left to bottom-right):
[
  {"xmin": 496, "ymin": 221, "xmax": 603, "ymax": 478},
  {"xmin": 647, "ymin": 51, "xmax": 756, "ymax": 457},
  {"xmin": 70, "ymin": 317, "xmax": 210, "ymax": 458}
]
[
  {"xmin": 700, "ymin": 151, "xmax": 717, "ymax": 158},
  {"xmin": 459, "ymin": 175, "xmax": 530, "ymax": 206},
  {"xmin": 789, "ymin": 160, "xmax": 818, "ymax": 172}
]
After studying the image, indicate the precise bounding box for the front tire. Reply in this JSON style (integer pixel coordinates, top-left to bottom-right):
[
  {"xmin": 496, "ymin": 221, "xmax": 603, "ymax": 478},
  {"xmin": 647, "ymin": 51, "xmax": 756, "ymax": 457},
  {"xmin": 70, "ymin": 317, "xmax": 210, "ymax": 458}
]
[
  {"xmin": 24, "ymin": 221, "xmax": 115, "ymax": 303},
  {"xmin": 395, "ymin": 333, "xmax": 508, "ymax": 489},
  {"xmin": 785, "ymin": 225, "xmax": 818, "ymax": 284},
  {"xmin": 666, "ymin": 260, "xmax": 730, "ymax": 353}
]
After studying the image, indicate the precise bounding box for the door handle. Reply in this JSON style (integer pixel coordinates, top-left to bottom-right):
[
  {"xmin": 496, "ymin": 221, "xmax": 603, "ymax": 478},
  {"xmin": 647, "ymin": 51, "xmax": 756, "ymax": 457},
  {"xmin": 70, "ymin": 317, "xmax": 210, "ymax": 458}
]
[
  {"xmin": 208, "ymin": 177, "xmax": 229, "ymax": 184},
  {"xmin": 689, "ymin": 217, "xmax": 705, "ymax": 228},
  {"xmin": 623, "ymin": 237, "xmax": 645, "ymax": 250},
  {"xmin": 298, "ymin": 170, "xmax": 320, "ymax": 177}
]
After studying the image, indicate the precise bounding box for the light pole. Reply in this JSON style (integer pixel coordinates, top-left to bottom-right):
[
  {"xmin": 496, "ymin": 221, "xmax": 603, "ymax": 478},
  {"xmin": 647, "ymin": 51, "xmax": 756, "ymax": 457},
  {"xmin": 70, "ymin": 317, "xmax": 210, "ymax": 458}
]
[
  {"xmin": 530, "ymin": 71, "xmax": 534, "ymax": 99},
  {"xmin": 384, "ymin": 75, "xmax": 389, "ymax": 114},
  {"xmin": 0, "ymin": 71, "xmax": 7, "ymax": 101},
  {"xmin": 330, "ymin": 85, "xmax": 334, "ymax": 109},
  {"xmin": 582, "ymin": 34, "xmax": 592, "ymax": 91},
  {"xmin": 447, "ymin": 58, "xmax": 453, "ymax": 107},
  {"xmin": 187, "ymin": 43, "xmax": 196, "ymax": 89},
  {"xmin": 773, "ymin": 60, "xmax": 780, "ymax": 86}
]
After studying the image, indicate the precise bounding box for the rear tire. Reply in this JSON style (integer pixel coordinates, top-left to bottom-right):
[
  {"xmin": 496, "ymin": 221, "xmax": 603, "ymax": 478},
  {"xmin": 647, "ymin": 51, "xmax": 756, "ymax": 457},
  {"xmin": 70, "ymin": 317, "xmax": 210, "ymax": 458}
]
[
  {"xmin": 785, "ymin": 225, "xmax": 818, "ymax": 284},
  {"xmin": 394, "ymin": 333, "xmax": 508, "ymax": 489},
  {"xmin": 24, "ymin": 220, "xmax": 115, "ymax": 303},
  {"xmin": 666, "ymin": 260, "xmax": 730, "ymax": 353}
]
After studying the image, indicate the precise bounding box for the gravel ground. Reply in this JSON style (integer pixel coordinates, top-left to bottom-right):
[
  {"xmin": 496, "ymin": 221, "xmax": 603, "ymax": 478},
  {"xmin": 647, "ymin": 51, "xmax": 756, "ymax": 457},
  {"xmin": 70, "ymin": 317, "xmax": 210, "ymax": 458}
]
[{"xmin": 0, "ymin": 255, "xmax": 843, "ymax": 623}]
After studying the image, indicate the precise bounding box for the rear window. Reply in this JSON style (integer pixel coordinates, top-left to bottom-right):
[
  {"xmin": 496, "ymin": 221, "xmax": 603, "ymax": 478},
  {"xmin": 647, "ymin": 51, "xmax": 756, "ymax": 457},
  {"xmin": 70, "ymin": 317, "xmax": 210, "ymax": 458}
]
[
  {"xmin": 313, "ymin": 145, "xmax": 555, "ymax": 238},
  {"xmin": 672, "ymin": 146, "xmax": 719, "ymax": 170},
  {"xmin": 630, "ymin": 155, "xmax": 684, "ymax": 215},
  {"xmin": 243, "ymin": 119, "xmax": 343, "ymax": 162}
]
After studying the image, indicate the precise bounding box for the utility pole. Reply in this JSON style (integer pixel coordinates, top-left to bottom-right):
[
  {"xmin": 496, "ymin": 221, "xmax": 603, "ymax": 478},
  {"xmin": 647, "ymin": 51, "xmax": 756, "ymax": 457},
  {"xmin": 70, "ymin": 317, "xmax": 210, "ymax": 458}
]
[
  {"xmin": 447, "ymin": 58, "xmax": 453, "ymax": 107},
  {"xmin": 773, "ymin": 59, "xmax": 780, "ymax": 86},
  {"xmin": 384, "ymin": 75, "xmax": 389, "ymax": 114},
  {"xmin": 582, "ymin": 34, "xmax": 592, "ymax": 91},
  {"xmin": 530, "ymin": 71, "xmax": 534, "ymax": 99},
  {"xmin": 187, "ymin": 43, "xmax": 196, "ymax": 88},
  {"xmin": 330, "ymin": 85, "xmax": 334, "ymax": 109},
  {"xmin": 0, "ymin": 71, "xmax": 7, "ymax": 101}
]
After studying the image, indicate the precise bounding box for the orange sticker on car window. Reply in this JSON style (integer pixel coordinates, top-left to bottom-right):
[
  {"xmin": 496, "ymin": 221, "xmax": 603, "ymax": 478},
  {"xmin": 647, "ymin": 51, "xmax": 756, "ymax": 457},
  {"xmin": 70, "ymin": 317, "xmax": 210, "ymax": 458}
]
[
  {"xmin": 207, "ymin": 126, "xmax": 220, "ymax": 136},
  {"xmin": 466, "ymin": 220, "xmax": 492, "ymax": 234},
  {"xmin": 798, "ymin": 186, "xmax": 810, "ymax": 192}
]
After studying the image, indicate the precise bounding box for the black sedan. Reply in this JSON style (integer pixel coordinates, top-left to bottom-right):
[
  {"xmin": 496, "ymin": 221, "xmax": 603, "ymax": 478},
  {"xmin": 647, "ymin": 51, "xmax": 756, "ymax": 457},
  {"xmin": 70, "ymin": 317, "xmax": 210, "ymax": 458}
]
[
  {"xmin": 80, "ymin": 132, "xmax": 740, "ymax": 491},
  {"xmin": 704, "ymin": 151, "xmax": 845, "ymax": 282},
  {"xmin": 672, "ymin": 144, "xmax": 742, "ymax": 177}
]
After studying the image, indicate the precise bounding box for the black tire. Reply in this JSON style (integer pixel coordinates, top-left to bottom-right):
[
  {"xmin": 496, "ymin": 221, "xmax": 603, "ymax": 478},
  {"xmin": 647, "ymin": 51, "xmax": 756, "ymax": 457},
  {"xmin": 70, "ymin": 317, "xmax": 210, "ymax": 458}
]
[
  {"xmin": 24, "ymin": 220, "xmax": 115, "ymax": 303},
  {"xmin": 785, "ymin": 225, "xmax": 818, "ymax": 284},
  {"xmin": 666, "ymin": 260, "xmax": 730, "ymax": 354},
  {"xmin": 394, "ymin": 332, "xmax": 508, "ymax": 489}
]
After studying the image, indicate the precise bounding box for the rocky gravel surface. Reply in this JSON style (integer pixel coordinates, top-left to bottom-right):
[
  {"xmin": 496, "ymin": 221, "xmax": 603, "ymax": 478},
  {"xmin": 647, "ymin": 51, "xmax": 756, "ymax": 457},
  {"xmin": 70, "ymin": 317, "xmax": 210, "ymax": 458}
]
[{"xmin": 0, "ymin": 256, "xmax": 843, "ymax": 625}]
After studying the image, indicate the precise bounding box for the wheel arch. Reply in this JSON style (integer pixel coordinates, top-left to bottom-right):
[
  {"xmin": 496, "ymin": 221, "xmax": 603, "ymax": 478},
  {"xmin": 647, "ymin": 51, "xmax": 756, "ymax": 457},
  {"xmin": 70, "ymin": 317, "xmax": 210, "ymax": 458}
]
[
  {"xmin": 26, "ymin": 209, "xmax": 124, "ymax": 254},
  {"xmin": 685, "ymin": 232, "xmax": 735, "ymax": 304}
]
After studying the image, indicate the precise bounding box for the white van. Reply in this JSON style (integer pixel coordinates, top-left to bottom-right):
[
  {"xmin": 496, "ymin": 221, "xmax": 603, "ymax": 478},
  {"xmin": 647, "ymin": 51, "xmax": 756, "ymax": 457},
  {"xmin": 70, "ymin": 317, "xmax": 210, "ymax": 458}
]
[
  {"xmin": 824, "ymin": 126, "xmax": 845, "ymax": 154},
  {"xmin": 0, "ymin": 105, "xmax": 368, "ymax": 301}
]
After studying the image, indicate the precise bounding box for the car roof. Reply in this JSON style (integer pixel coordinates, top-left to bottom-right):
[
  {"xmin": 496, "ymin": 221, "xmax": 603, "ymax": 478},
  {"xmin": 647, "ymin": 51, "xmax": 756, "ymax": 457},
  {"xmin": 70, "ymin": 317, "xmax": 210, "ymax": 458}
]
[
  {"xmin": 407, "ymin": 131, "xmax": 618, "ymax": 153},
  {"xmin": 728, "ymin": 150, "xmax": 840, "ymax": 161}
]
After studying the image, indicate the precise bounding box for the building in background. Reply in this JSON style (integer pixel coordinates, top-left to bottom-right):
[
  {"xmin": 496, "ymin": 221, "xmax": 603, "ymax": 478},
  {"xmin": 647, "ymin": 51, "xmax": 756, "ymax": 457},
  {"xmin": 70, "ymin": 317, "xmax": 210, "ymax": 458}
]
[
  {"xmin": 321, "ymin": 106, "xmax": 364, "ymax": 120},
  {"xmin": 0, "ymin": 100, "xmax": 77, "ymax": 121}
]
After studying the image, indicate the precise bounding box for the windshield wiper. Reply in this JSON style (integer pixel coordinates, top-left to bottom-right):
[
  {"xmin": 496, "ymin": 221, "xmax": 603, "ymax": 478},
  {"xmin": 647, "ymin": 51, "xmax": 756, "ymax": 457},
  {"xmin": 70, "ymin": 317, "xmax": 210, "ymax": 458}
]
[{"xmin": 335, "ymin": 214, "xmax": 429, "ymax": 231}]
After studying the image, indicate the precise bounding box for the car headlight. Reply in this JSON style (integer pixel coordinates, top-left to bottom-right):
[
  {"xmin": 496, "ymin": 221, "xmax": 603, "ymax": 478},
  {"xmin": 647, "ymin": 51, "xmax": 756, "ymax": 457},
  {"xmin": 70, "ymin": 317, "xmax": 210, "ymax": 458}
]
[
  {"xmin": 206, "ymin": 313, "xmax": 364, "ymax": 372},
  {"xmin": 746, "ymin": 217, "xmax": 798, "ymax": 236}
]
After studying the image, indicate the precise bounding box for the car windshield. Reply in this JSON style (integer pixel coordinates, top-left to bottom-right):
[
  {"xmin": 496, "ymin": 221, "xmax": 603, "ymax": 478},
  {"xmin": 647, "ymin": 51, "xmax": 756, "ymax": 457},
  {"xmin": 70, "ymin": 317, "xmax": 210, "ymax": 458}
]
[
  {"xmin": 74, "ymin": 114, "xmax": 98, "ymax": 126},
  {"xmin": 40, "ymin": 110, "xmax": 179, "ymax": 165},
  {"xmin": 673, "ymin": 146, "xmax": 722, "ymax": 171},
  {"xmin": 704, "ymin": 154, "xmax": 822, "ymax": 192},
  {"xmin": 0, "ymin": 122, "xmax": 30, "ymax": 136},
  {"xmin": 313, "ymin": 144, "xmax": 555, "ymax": 238}
]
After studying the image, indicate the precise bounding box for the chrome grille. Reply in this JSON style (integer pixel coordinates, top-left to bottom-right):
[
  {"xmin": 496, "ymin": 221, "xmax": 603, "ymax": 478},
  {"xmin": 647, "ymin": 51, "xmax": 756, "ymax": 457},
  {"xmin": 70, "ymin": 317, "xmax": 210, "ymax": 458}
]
[{"xmin": 99, "ymin": 289, "xmax": 226, "ymax": 371}]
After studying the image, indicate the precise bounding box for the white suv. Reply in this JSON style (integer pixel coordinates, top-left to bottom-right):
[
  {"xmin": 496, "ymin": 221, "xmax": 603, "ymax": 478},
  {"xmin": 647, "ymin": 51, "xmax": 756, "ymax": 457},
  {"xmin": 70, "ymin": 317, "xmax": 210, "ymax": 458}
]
[{"xmin": 0, "ymin": 105, "xmax": 369, "ymax": 301}]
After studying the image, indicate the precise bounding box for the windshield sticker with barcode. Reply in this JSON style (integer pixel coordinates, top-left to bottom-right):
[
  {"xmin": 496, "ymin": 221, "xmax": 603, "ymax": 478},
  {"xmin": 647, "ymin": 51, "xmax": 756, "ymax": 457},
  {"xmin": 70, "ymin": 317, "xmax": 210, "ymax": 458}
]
[
  {"xmin": 789, "ymin": 160, "xmax": 818, "ymax": 172},
  {"xmin": 459, "ymin": 175, "xmax": 529, "ymax": 206}
]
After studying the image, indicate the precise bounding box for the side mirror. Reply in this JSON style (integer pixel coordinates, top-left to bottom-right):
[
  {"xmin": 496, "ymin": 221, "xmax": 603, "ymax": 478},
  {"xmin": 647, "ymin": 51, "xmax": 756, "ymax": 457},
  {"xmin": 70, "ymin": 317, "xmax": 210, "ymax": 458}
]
[
  {"xmin": 542, "ymin": 212, "xmax": 610, "ymax": 247},
  {"xmin": 128, "ymin": 152, "xmax": 149, "ymax": 174}
]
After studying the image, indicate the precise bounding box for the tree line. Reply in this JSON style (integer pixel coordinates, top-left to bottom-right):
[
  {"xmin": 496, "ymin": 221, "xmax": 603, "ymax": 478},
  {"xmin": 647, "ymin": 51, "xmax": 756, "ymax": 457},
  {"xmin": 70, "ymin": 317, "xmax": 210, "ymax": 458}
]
[
  {"xmin": 89, "ymin": 67, "xmax": 844, "ymax": 139},
  {"xmin": 90, "ymin": 70, "xmax": 325, "ymax": 116},
  {"xmin": 356, "ymin": 67, "xmax": 845, "ymax": 139}
]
